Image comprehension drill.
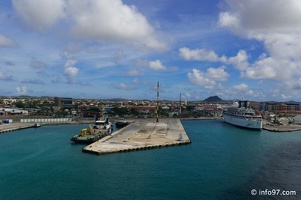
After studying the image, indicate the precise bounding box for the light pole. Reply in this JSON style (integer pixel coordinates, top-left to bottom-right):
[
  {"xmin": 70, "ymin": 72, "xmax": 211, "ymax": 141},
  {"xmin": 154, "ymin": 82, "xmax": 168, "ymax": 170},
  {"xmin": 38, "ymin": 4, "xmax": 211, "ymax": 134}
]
[{"xmin": 156, "ymin": 82, "xmax": 159, "ymax": 122}]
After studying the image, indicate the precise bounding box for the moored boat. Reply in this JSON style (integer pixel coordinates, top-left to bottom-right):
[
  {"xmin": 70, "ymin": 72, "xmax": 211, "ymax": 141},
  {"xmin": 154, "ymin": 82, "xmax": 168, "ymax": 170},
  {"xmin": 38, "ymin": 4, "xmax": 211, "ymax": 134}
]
[
  {"xmin": 34, "ymin": 123, "xmax": 41, "ymax": 128},
  {"xmin": 71, "ymin": 117, "xmax": 113, "ymax": 144},
  {"xmin": 223, "ymin": 101, "xmax": 262, "ymax": 130},
  {"xmin": 115, "ymin": 118, "xmax": 129, "ymax": 128}
]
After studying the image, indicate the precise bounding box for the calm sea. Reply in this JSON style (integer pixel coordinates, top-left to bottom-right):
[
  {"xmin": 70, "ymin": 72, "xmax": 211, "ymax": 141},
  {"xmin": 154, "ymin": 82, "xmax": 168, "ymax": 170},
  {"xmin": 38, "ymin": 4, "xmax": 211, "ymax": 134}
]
[{"xmin": 0, "ymin": 120, "xmax": 301, "ymax": 200}]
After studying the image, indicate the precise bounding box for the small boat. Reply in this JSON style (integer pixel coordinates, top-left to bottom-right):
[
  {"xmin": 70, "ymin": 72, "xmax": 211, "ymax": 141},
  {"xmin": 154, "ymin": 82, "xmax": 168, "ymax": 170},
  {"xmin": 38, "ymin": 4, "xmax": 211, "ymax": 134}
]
[
  {"xmin": 92, "ymin": 117, "xmax": 113, "ymax": 132},
  {"xmin": 115, "ymin": 118, "xmax": 129, "ymax": 128},
  {"xmin": 71, "ymin": 118, "xmax": 113, "ymax": 144},
  {"xmin": 34, "ymin": 123, "xmax": 41, "ymax": 128}
]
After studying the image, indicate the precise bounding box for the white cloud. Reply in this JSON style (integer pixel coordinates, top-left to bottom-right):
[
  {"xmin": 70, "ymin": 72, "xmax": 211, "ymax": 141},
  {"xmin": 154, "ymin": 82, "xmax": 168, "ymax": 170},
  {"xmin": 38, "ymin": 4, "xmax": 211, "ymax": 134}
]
[
  {"xmin": 67, "ymin": 0, "xmax": 166, "ymax": 50},
  {"xmin": 112, "ymin": 83, "xmax": 135, "ymax": 90},
  {"xmin": 227, "ymin": 50, "xmax": 249, "ymax": 70},
  {"xmin": 219, "ymin": 0, "xmax": 301, "ymax": 84},
  {"xmin": 15, "ymin": 86, "xmax": 27, "ymax": 95},
  {"xmin": 64, "ymin": 59, "xmax": 79, "ymax": 84},
  {"xmin": 218, "ymin": 12, "xmax": 239, "ymax": 29},
  {"xmin": 179, "ymin": 47, "xmax": 226, "ymax": 62},
  {"xmin": 219, "ymin": 0, "xmax": 301, "ymax": 35},
  {"xmin": 233, "ymin": 83, "xmax": 249, "ymax": 91},
  {"xmin": 135, "ymin": 59, "xmax": 168, "ymax": 71},
  {"xmin": 0, "ymin": 34, "xmax": 15, "ymax": 47},
  {"xmin": 148, "ymin": 60, "xmax": 166, "ymax": 71},
  {"xmin": 187, "ymin": 66, "xmax": 229, "ymax": 88},
  {"xmin": 13, "ymin": 0, "xmax": 66, "ymax": 31},
  {"xmin": 179, "ymin": 47, "xmax": 250, "ymax": 72},
  {"xmin": 206, "ymin": 66, "xmax": 229, "ymax": 81},
  {"xmin": 12, "ymin": 0, "xmax": 166, "ymax": 50}
]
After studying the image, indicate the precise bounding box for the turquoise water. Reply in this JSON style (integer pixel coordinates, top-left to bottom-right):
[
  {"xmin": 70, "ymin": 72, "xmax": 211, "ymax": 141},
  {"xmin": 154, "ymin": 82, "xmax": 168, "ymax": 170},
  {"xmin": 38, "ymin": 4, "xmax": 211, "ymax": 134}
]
[{"xmin": 0, "ymin": 120, "xmax": 301, "ymax": 200}]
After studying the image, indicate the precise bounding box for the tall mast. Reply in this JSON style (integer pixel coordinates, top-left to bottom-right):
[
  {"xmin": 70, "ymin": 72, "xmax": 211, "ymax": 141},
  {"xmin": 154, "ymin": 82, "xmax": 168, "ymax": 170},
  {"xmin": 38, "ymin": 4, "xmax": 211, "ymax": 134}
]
[
  {"xmin": 156, "ymin": 82, "xmax": 159, "ymax": 122},
  {"xmin": 179, "ymin": 93, "xmax": 182, "ymax": 116}
]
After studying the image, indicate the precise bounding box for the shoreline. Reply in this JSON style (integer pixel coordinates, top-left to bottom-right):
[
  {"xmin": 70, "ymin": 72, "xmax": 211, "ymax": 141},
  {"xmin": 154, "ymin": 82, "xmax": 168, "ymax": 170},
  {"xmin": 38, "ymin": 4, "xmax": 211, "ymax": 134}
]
[
  {"xmin": 2, "ymin": 117, "xmax": 301, "ymax": 133},
  {"xmin": 262, "ymin": 125, "xmax": 301, "ymax": 132}
]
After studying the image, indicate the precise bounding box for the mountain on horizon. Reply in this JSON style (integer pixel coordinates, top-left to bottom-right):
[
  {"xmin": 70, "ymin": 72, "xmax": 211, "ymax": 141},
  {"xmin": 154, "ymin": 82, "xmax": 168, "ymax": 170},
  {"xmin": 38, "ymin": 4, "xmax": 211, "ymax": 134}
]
[{"xmin": 203, "ymin": 96, "xmax": 224, "ymax": 102}]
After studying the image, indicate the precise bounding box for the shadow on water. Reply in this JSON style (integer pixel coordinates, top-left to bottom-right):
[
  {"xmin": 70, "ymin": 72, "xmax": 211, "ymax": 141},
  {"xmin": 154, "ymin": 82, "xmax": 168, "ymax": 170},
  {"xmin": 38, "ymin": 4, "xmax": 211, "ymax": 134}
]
[{"xmin": 220, "ymin": 141, "xmax": 301, "ymax": 200}]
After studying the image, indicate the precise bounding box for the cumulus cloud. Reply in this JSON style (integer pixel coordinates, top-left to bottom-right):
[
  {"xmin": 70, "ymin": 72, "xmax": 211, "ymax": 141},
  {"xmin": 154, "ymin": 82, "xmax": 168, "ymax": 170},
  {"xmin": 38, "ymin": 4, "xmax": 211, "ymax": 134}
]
[
  {"xmin": 179, "ymin": 47, "xmax": 249, "ymax": 71},
  {"xmin": 148, "ymin": 60, "xmax": 167, "ymax": 70},
  {"xmin": 0, "ymin": 34, "xmax": 15, "ymax": 47},
  {"xmin": 64, "ymin": 59, "xmax": 79, "ymax": 84},
  {"xmin": 112, "ymin": 83, "xmax": 136, "ymax": 90},
  {"xmin": 179, "ymin": 47, "xmax": 227, "ymax": 62},
  {"xmin": 12, "ymin": 0, "xmax": 66, "ymax": 31},
  {"xmin": 218, "ymin": 12, "xmax": 239, "ymax": 29},
  {"xmin": 12, "ymin": 0, "xmax": 166, "ymax": 50},
  {"xmin": 135, "ymin": 59, "xmax": 169, "ymax": 71},
  {"xmin": 187, "ymin": 66, "xmax": 229, "ymax": 88},
  {"xmin": 15, "ymin": 86, "xmax": 27, "ymax": 95},
  {"xmin": 68, "ymin": 0, "xmax": 164, "ymax": 50},
  {"xmin": 218, "ymin": 0, "xmax": 301, "ymax": 83},
  {"xmin": 233, "ymin": 83, "xmax": 249, "ymax": 91},
  {"xmin": 227, "ymin": 50, "xmax": 249, "ymax": 70},
  {"xmin": 67, "ymin": 0, "xmax": 166, "ymax": 50},
  {"xmin": 219, "ymin": 0, "xmax": 301, "ymax": 34}
]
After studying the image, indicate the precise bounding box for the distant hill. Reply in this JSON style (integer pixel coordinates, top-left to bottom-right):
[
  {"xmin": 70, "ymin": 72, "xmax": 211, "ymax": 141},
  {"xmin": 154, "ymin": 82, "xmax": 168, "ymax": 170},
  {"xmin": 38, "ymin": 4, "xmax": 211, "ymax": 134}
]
[
  {"xmin": 203, "ymin": 96, "xmax": 224, "ymax": 103},
  {"xmin": 286, "ymin": 100, "xmax": 301, "ymax": 104}
]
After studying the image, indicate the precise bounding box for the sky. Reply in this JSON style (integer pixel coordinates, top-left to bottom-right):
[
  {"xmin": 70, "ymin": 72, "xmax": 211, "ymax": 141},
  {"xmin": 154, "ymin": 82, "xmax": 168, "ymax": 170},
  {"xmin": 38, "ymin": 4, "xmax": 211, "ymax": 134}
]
[{"xmin": 1, "ymin": 0, "xmax": 301, "ymax": 101}]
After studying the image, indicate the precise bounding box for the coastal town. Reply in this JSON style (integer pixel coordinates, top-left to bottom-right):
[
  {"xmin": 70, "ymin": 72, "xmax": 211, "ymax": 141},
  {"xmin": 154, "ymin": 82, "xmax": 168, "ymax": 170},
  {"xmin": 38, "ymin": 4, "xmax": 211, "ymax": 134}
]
[{"xmin": 1, "ymin": 95, "xmax": 301, "ymax": 132}]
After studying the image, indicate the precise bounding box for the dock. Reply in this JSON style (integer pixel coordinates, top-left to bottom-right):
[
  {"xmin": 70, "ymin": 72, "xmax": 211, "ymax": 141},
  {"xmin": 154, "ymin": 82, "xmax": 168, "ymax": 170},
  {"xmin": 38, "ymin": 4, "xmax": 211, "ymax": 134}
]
[
  {"xmin": 83, "ymin": 118, "xmax": 191, "ymax": 155},
  {"xmin": 0, "ymin": 123, "xmax": 37, "ymax": 133}
]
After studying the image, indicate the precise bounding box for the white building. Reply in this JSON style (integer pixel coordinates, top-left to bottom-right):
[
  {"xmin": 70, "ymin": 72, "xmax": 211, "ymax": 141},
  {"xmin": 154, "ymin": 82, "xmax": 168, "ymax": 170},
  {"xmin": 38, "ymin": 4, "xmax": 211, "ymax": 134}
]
[{"xmin": 0, "ymin": 108, "xmax": 28, "ymax": 116}]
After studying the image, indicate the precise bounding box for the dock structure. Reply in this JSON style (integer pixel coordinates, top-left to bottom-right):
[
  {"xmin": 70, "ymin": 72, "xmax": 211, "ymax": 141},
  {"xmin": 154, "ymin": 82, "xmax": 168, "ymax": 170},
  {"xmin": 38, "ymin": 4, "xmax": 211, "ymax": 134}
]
[
  {"xmin": 0, "ymin": 123, "xmax": 37, "ymax": 133},
  {"xmin": 83, "ymin": 118, "xmax": 191, "ymax": 155}
]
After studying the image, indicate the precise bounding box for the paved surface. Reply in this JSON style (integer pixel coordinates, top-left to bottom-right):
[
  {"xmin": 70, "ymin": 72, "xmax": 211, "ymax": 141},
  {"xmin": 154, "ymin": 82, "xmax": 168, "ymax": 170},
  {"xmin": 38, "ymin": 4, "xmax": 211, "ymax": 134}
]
[
  {"xmin": 0, "ymin": 123, "xmax": 36, "ymax": 133},
  {"xmin": 83, "ymin": 118, "xmax": 191, "ymax": 155}
]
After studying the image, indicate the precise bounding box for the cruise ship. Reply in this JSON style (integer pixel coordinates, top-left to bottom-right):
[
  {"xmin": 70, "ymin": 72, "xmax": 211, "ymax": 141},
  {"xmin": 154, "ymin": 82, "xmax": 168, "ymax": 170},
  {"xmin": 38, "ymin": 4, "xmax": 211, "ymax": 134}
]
[{"xmin": 223, "ymin": 101, "xmax": 263, "ymax": 130}]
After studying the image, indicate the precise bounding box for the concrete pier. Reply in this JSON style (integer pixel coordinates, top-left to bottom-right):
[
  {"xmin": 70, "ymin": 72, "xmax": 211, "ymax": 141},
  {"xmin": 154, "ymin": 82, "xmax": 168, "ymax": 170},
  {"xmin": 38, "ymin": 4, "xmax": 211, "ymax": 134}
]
[
  {"xmin": 83, "ymin": 118, "xmax": 191, "ymax": 155},
  {"xmin": 0, "ymin": 123, "xmax": 37, "ymax": 133}
]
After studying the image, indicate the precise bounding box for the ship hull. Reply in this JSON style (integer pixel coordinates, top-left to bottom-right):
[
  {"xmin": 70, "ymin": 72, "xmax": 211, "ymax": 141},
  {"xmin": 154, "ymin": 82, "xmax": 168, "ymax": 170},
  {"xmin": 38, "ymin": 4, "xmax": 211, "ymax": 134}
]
[
  {"xmin": 223, "ymin": 113, "xmax": 262, "ymax": 130},
  {"xmin": 71, "ymin": 130, "xmax": 112, "ymax": 144},
  {"xmin": 115, "ymin": 122, "xmax": 129, "ymax": 128}
]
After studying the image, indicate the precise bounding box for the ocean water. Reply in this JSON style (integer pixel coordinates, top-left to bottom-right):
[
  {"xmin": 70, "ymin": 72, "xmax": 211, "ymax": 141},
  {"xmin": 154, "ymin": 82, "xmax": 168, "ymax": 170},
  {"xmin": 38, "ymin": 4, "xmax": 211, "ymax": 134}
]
[{"xmin": 0, "ymin": 120, "xmax": 301, "ymax": 200}]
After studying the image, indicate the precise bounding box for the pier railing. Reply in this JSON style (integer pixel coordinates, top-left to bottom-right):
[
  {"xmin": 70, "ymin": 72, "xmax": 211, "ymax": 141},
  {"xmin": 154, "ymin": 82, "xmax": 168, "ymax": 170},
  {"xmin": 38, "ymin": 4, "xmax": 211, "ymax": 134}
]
[{"xmin": 20, "ymin": 118, "xmax": 72, "ymax": 123}]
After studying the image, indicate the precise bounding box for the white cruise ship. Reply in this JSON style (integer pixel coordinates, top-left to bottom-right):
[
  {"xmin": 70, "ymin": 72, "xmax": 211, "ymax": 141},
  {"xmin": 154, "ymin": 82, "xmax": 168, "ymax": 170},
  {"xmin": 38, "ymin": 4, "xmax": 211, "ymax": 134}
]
[{"xmin": 223, "ymin": 101, "xmax": 263, "ymax": 130}]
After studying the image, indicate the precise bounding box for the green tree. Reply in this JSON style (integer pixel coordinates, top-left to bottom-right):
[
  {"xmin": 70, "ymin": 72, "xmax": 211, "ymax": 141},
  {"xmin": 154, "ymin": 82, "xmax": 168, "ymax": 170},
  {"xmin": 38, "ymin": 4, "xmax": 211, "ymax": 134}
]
[
  {"xmin": 112, "ymin": 107, "xmax": 129, "ymax": 116},
  {"xmin": 14, "ymin": 101, "xmax": 25, "ymax": 108}
]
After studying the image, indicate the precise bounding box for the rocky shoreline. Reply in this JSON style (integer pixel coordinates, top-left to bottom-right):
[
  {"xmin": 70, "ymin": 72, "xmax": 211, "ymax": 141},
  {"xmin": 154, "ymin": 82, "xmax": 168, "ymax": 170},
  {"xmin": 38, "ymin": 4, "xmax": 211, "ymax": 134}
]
[{"xmin": 262, "ymin": 124, "xmax": 301, "ymax": 132}]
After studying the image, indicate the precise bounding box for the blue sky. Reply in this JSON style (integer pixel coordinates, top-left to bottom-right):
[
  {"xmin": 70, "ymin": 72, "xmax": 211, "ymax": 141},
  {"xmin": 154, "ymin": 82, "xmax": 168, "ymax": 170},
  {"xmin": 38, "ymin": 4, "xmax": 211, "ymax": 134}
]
[{"xmin": 1, "ymin": 0, "xmax": 301, "ymax": 101}]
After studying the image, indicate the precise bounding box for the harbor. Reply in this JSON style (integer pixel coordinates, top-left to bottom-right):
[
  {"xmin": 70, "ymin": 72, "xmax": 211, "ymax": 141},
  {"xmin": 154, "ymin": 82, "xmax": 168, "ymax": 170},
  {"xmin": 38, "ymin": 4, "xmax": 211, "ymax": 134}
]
[{"xmin": 83, "ymin": 118, "xmax": 191, "ymax": 155}]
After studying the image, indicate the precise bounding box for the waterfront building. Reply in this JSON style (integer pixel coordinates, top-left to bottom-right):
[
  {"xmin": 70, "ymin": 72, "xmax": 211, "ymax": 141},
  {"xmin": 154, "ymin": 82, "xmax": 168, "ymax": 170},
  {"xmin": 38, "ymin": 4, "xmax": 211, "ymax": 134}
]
[
  {"xmin": 54, "ymin": 97, "xmax": 73, "ymax": 110},
  {"xmin": 0, "ymin": 108, "xmax": 28, "ymax": 116}
]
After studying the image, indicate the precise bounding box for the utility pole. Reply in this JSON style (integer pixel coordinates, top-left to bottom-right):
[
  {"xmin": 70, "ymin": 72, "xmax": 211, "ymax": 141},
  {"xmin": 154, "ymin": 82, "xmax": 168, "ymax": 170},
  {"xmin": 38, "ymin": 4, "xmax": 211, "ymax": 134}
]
[
  {"xmin": 179, "ymin": 93, "xmax": 182, "ymax": 117},
  {"xmin": 156, "ymin": 82, "xmax": 159, "ymax": 122}
]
